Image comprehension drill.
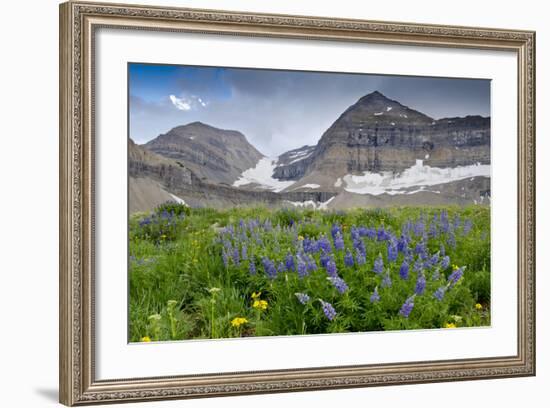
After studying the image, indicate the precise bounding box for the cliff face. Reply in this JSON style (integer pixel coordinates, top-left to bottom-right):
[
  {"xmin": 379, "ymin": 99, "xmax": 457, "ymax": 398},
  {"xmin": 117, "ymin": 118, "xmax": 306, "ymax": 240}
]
[
  {"xmin": 273, "ymin": 91, "xmax": 490, "ymax": 180},
  {"xmin": 144, "ymin": 121, "xmax": 264, "ymax": 185}
]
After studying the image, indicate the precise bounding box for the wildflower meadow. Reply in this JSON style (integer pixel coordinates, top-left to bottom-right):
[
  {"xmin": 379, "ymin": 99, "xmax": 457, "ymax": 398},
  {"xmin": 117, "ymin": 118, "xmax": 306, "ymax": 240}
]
[{"xmin": 129, "ymin": 203, "xmax": 490, "ymax": 342}]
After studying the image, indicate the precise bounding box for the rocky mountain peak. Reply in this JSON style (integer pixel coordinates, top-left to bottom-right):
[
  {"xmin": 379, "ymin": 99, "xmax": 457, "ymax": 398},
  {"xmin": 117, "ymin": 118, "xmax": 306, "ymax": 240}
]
[
  {"xmin": 143, "ymin": 122, "xmax": 264, "ymax": 185},
  {"xmin": 338, "ymin": 91, "xmax": 433, "ymax": 126},
  {"xmin": 272, "ymin": 91, "xmax": 490, "ymax": 182}
]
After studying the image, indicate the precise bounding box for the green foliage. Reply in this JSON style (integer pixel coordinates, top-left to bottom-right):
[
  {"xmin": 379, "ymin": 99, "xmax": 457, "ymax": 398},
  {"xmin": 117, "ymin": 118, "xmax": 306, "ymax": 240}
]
[
  {"xmin": 129, "ymin": 205, "xmax": 491, "ymax": 342},
  {"xmin": 155, "ymin": 201, "xmax": 191, "ymax": 217}
]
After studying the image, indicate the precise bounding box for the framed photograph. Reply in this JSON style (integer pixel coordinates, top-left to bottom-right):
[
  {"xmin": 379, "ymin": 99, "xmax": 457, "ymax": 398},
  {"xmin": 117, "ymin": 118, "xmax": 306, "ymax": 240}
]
[{"xmin": 59, "ymin": 1, "xmax": 536, "ymax": 405}]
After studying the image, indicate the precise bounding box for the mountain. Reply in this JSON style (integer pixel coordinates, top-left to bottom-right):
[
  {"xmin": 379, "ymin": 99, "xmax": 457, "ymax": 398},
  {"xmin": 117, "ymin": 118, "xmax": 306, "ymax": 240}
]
[
  {"xmin": 144, "ymin": 121, "xmax": 264, "ymax": 185},
  {"xmin": 272, "ymin": 91, "xmax": 490, "ymax": 184},
  {"xmin": 129, "ymin": 139, "xmax": 335, "ymax": 212},
  {"xmin": 130, "ymin": 91, "xmax": 491, "ymax": 212}
]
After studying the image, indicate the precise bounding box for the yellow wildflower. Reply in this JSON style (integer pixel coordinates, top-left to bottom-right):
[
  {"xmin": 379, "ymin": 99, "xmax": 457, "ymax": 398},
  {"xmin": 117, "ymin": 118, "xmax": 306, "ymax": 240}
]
[
  {"xmin": 253, "ymin": 299, "xmax": 268, "ymax": 311},
  {"xmin": 251, "ymin": 291, "xmax": 261, "ymax": 300},
  {"xmin": 231, "ymin": 317, "xmax": 248, "ymax": 327},
  {"xmin": 475, "ymin": 303, "xmax": 483, "ymax": 310},
  {"xmin": 298, "ymin": 235, "xmax": 304, "ymax": 241},
  {"xmin": 445, "ymin": 322, "xmax": 457, "ymax": 329},
  {"xmin": 140, "ymin": 336, "xmax": 151, "ymax": 342},
  {"xmin": 452, "ymin": 264, "xmax": 459, "ymax": 270}
]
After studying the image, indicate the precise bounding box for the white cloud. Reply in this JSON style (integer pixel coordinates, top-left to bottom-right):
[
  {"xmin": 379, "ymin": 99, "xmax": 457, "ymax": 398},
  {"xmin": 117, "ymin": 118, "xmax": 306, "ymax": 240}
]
[
  {"xmin": 169, "ymin": 95, "xmax": 192, "ymax": 111},
  {"xmin": 170, "ymin": 94, "xmax": 208, "ymax": 111}
]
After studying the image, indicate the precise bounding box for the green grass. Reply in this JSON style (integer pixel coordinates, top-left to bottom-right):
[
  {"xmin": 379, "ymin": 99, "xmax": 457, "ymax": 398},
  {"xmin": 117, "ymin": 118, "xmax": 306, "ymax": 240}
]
[{"xmin": 129, "ymin": 204, "xmax": 490, "ymax": 342}]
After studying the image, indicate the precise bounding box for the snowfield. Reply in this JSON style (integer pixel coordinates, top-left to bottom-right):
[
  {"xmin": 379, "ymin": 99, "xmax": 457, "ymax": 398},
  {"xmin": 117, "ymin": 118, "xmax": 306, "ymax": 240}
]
[
  {"xmin": 298, "ymin": 183, "xmax": 320, "ymax": 189},
  {"xmin": 285, "ymin": 196, "xmax": 335, "ymax": 210},
  {"xmin": 233, "ymin": 158, "xmax": 295, "ymax": 192},
  {"xmin": 343, "ymin": 159, "xmax": 490, "ymax": 196}
]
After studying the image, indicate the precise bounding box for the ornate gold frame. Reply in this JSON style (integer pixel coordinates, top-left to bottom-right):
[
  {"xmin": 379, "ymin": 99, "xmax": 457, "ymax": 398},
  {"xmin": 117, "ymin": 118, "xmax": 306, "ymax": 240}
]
[{"xmin": 59, "ymin": 1, "xmax": 536, "ymax": 405}]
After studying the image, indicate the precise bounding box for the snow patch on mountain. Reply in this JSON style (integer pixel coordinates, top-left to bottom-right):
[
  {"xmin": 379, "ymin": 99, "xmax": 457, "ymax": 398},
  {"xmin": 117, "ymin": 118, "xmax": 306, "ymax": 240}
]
[
  {"xmin": 169, "ymin": 194, "xmax": 187, "ymax": 205},
  {"xmin": 300, "ymin": 184, "xmax": 320, "ymax": 189},
  {"xmin": 343, "ymin": 160, "xmax": 490, "ymax": 196},
  {"xmin": 233, "ymin": 158, "xmax": 295, "ymax": 192},
  {"xmin": 285, "ymin": 196, "xmax": 335, "ymax": 210}
]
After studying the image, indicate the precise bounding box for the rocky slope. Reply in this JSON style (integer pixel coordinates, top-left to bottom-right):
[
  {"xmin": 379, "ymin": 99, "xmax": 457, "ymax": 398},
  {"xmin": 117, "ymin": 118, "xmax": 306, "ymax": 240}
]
[
  {"xmin": 129, "ymin": 140, "xmax": 335, "ymax": 212},
  {"xmin": 144, "ymin": 121, "xmax": 264, "ymax": 185},
  {"xmin": 273, "ymin": 91, "xmax": 490, "ymax": 183}
]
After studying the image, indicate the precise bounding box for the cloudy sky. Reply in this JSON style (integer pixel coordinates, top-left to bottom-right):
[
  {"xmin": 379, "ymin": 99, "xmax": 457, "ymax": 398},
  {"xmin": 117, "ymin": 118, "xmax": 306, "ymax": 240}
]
[{"xmin": 129, "ymin": 63, "xmax": 490, "ymax": 157}]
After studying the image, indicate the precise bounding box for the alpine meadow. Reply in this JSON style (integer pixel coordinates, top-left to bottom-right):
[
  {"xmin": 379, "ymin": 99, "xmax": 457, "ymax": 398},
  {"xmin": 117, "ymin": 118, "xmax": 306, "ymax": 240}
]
[{"xmin": 128, "ymin": 64, "xmax": 491, "ymax": 342}]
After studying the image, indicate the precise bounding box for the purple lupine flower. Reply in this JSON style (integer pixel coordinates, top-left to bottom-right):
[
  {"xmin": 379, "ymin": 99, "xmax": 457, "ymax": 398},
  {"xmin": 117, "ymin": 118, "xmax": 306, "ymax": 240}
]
[
  {"xmin": 428, "ymin": 221, "xmax": 438, "ymax": 238},
  {"xmin": 447, "ymin": 232, "xmax": 456, "ymax": 249},
  {"xmin": 222, "ymin": 249, "xmax": 229, "ymax": 268},
  {"xmin": 365, "ymin": 227, "xmax": 377, "ymax": 239},
  {"xmin": 331, "ymin": 224, "xmax": 342, "ymax": 241},
  {"xmin": 415, "ymin": 273, "xmax": 426, "ymax": 295},
  {"xmin": 320, "ymin": 252, "xmax": 331, "ymax": 268},
  {"xmin": 399, "ymin": 295, "xmax": 415, "ymax": 318},
  {"xmin": 402, "ymin": 220, "xmax": 413, "ymax": 236},
  {"xmin": 413, "ymin": 258, "xmax": 424, "ymax": 273},
  {"xmin": 377, "ymin": 227, "xmax": 391, "ymax": 241},
  {"xmin": 262, "ymin": 257, "xmax": 277, "ymax": 279},
  {"xmin": 320, "ymin": 300, "xmax": 337, "ymax": 321},
  {"xmin": 357, "ymin": 226, "xmax": 369, "ymax": 237},
  {"xmin": 334, "ymin": 233, "xmax": 345, "ymax": 251},
  {"xmin": 303, "ymin": 237, "xmax": 313, "ymax": 253},
  {"xmin": 353, "ymin": 238, "xmax": 366, "ymax": 258},
  {"xmin": 326, "ymin": 259, "xmax": 338, "ymax": 278},
  {"xmin": 448, "ymin": 267, "xmax": 465, "ymax": 288},
  {"xmin": 351, "ymin": 227, "xmax": 360, "ymax": 241},
  {"xmin": 463, "ymin": 219, "xmax": 473, "ymax": 235},
  {"xmin": 329, "ymin": 276, "xmax": 349, "ymax": 294},
  {"xmin": 318, "ymin": 235, "xmax": 332, "ymax": 253},
  {"xmin": 432, "ymin": 267, "xmax": 440, "ymax": 281},
  {"xmin": 373, "ymin": 254, "xmax": 384, "ymax": 275},
  {"xmin": 399, "ymin": 260, "xmax": 410, "ymax": 280},
  {"xmin": 440, "ymin": 243, "xmax": 446, "ymax": 257},
  {"xmin": 344, "ymin": 250, "xmax": 355, "ymax": 267},
  {"xmin": 415, "ymin": 240, "xmax": 427, "ymax": 258},
  {"xmin": 453, "ymin": 215, "xmax": 462, "ymax": 231},
  {"xmin": 397, "ymin": 234, "xmax": 408, "ymax": 253},
  {"xmin": 387, "ymin": 239, "xmax": 398, "ymax": 262},
  {"xmin": 285, "ymin": 252, "xmax": 295, "ymax": 271},
  {"xmin": 277, "ymin": 262, "xmax": 286, "ymax": 273},
  {"xmin": 433, "ymin": 286, "xmax": 447, "ymax": 301},
  {"xmin": 413, "ymin": 219, "xmax": 425, "ymax": 236},
  {"xmin": 370, "ymin": 287, "xmax": 380, "ymax": 303},
  {"xmin": 241, "ymin": 244, "xmax": 248, "ymax": 261},
  {"xmin": 297, "ymin": 260, "xmax": 308, "ymax": 278},
  {"xmin": 248, "ymin": 258, "xmax": 256, "ymax": 275},
  {"xmin": 139, "ymin": 217, "xmax": 151, "ymax": 227},
  {"xmin": 440, "ymin": 210, "xmax": 450, "ymax": 233},
  {"xmin": 231, "ymin": 247, "xmax": 240, "ymax": 266},
  {"xmin": 223, "ymin": 238, "xmax": 233, "ymax": 251},
  {"xmin": 355, "ymin": 249, "xmax": 366, "ymax": 266},
  {"xmin": 430, "ymin": 252, "xmax": 440, "ymax": 266},
  {"xmin": 306, "ymin": 255, "xmax": 318, "ymax": 271},
  {"xmin": 441, "ymin": 255, "xmax": 450, "ymax": 270},
  {"xmin": 381, "ymin": 272, "xmax": 392, "ymax": 288},
  {"xmin": 295, "ymin": 292, "xmax": 310, "ymax": 304}
]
